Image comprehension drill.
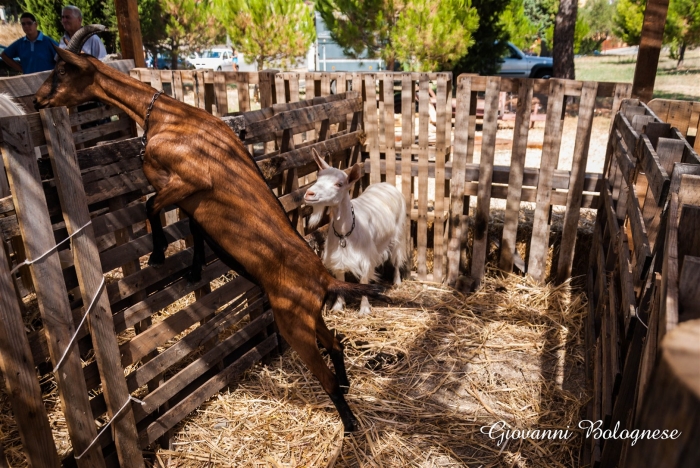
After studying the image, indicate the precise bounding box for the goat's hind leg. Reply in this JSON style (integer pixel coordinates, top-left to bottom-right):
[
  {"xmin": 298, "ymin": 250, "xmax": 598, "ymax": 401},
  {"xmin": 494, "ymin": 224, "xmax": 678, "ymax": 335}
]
[
  {"xmin": 146, "ymin": 195, "xmax": 168, "ymax": 267},
  {"xmin": 316, "ymin": 318, "xmax": 350, "ymax": 393},
  {"xmin": 185, "ymin": 217, "xmax": 206, "ymax": 283},
  {"xmin": 276, "ymin": 309, "xmax": 358, "ymax": 433}
]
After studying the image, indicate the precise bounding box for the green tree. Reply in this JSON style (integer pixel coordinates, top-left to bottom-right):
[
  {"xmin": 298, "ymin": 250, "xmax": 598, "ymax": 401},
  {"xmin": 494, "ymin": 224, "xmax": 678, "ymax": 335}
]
[
  {"xmin": 613, "ymin": 0, "xmax": 645, "ymax": 45},
  {"xmin": 665, "ymin": 0, "xmax": 700, "ymax": 67},
  {"xmin": 453, "ymin": 0, "xmax": 511, "ymax": 76},
  {"xmin": 523, "ymin": 0, "xmax": 558, "ymax": 54},
  {"xmin": 579, "ymin": 0, "xmax": 617, "ymax": 54},
  {"xmin": 390, "ymin": 0, "xmax": 478, "ymax": 71},
  {"xmin": 501, "ymin": 0, "xmax": 538, "ymax": 52},
  {"xmin": 161, "ymin": 0, "xmax": 222, "ymax": 69},
  {"xmin": 316, "ymin": 0, "xmax": 402, "ymax": 69},
  {"xmin": 217, "ymin": 0, "xmax": 315, "ymax": 71}
]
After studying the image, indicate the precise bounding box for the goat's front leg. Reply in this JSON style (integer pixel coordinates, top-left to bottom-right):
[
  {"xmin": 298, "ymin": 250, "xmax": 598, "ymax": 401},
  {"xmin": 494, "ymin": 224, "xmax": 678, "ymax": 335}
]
[
  {"xmin": 185, "ymin": 217, "xmax": 206, "ymax": 284},
  {"xmin": 146, "ymin": 195, "xmax": 168, "ymax": 267},
  {"xmin": 358, "ymin": 273, "xmax": 372, "ymax": 315},
  {"xmin": 331, "ymin": 270, "xmax": 346, "ymax": 311}
]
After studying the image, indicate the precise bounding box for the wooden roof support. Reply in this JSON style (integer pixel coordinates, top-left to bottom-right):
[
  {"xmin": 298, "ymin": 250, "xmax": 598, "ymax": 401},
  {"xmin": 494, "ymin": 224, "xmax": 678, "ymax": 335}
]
[
  {"xmin": 631, "ymin": 0, "xmax": 669, "ymax": 102},
  {"xmin": 114, "ymin": 0, "xmax": 145, "ymax": 68}
]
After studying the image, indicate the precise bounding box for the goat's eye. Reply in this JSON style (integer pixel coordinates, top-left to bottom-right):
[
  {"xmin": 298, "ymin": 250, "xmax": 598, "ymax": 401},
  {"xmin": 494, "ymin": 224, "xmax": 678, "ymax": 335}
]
[
  {"xmin": 335, "ymin": 182, "xmax": 343, "ymax": 188},
  {"xmin": 58, "ymin": 68, "xmax": 66, "ymax": 75}
]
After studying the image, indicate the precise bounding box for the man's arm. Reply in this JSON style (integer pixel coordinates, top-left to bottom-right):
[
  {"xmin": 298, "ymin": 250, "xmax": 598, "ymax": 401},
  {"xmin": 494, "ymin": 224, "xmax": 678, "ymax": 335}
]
[{"xmin": 0, "ymin": 52, "xmax": 22, "ymax": 73}]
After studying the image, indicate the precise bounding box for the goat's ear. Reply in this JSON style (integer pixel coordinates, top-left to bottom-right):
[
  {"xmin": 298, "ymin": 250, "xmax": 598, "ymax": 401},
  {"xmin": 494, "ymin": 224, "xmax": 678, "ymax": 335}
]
[
  {"xmin": 54, "ymin": 44, "xmax": 89, "ymax": 69},
  {"xmin": 347, "ymin": 163, "xmax": 363, "ymax": 186},
  {"xmin": 312, "ymin": 148, "xmax": 330, "ymax": 171}
]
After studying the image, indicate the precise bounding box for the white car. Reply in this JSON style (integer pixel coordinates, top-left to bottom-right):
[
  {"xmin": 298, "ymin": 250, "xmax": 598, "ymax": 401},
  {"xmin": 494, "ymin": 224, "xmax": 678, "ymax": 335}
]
[{"xmin": 189, "ymin": 47, "xmax": 237, "ymax": 71}]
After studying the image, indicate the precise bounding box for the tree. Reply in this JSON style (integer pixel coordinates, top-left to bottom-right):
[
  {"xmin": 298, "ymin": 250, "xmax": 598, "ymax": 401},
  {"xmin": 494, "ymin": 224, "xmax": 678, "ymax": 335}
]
[
  {"xmin": 161, "ymin": 0, "xmax": 222, "ymax": 69},
  {"xmin": 614, "ymin": 0, "xmax": 646, "ymax": 45},
  {"xmin": 579, "ymin": 0, "xmax": 617, "ymax": 54},
  {"xmin": 453, "ymin": 0, "xmax": 511, "ymax": 76},
  {"xmin": 523, "ymin": 0, "xmax": 558, "ymax": 54},
  {"xmin": 553, "ymin": 0, "xmax": 577, "ymax": 79},
  {"xmin": 390, "ymin": 0, "xmax": 479, "ymax": 71},
  {"xmin": 316, "ymin": 0, "xmax": 402, "ymax": 70},
  {"xmin": 501, "ymin": 0, "xmax": 538, "ymax": 52},
  {"xmin": 217, "ymin": 0, "xmax": 315, "ymax": 71},
  {"xmin": 665, "ymin": 0, "xmax": 700, "ymax": 67}
]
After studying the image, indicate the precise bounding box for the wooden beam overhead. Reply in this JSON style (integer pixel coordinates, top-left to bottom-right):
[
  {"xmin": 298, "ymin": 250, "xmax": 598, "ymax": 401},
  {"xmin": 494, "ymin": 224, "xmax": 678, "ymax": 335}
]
[
  {"xmin": 114, "ymin": 0, "xmax": 145, "ymax": 68},
  {"xmin": 631, "ymin": 0, "xmax": 670, "ymax": 102}
]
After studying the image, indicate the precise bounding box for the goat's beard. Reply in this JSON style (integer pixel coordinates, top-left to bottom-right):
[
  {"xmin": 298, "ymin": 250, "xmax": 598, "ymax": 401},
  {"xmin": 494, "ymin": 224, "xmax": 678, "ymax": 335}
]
[{"xmin": 307, "ymin": 205, "xmax": 326, "ymax": 229}]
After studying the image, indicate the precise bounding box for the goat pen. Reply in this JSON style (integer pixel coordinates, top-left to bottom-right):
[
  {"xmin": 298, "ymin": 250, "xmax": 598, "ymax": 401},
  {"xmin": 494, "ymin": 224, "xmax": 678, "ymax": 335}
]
[{"xmin": 0, "ymin": 65, "xmax": 696, "ymax": 467}]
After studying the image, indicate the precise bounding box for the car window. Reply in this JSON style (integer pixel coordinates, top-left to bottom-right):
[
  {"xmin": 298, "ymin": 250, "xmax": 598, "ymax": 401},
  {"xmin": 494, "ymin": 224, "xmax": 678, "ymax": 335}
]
[
  {"xmin": 222, "ymin": 52, "xmax": 229, "ymax": 60},
  {"xmin": 505, "ymin": 45, "xmax": 520, "ymax": 59},
  {"xmin": 205, "ymin": 51, "xmax": 221, "ymax": 58}
]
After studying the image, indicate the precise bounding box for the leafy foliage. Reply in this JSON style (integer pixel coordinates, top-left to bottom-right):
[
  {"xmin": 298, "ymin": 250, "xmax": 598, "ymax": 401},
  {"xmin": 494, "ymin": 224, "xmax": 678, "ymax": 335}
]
[
  {"xmin": 665, "ymin": 0, "xmax": 700, "ymax": 65},
  {"xmin": 217, "ymin": 0, "xmax": 315, "ymax": 71},
  {"xmin": 390, "ymin": 0, "xmax": 478, "ymax": 71},
  {"xmin": 523, "ymin": 0, "xmax": 558, "ymax": 53},
  {"xmin": 578, "ymin": 0, "xmax": 617, "ymax": 54},
  {"xmin": 453, "ymin": 0, "xmax": 511, "ymax": 76},
  {"xmin": 500, "ymin": 0, "xmax": 538, "ymax": 52},
  {"xmin": 613, "ymin": 0, "xmax": 645, "ymax": 45}
]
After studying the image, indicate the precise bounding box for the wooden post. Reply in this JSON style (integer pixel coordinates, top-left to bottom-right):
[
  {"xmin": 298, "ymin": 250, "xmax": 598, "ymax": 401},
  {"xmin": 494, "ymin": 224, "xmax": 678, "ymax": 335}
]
[
  {"xmin": 631, "ymin": 0, "xmax": 670, "ymax": 102},
  {"xmin": 114, "ymin": 0, "xmax": 146, "ymax": 68}
]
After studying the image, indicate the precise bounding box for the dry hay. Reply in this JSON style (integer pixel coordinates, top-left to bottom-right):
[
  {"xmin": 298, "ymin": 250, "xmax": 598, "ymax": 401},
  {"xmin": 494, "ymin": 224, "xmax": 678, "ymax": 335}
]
[{"xmin": 158, "ymin": 273, "xmax": 587, "ymax": 468}]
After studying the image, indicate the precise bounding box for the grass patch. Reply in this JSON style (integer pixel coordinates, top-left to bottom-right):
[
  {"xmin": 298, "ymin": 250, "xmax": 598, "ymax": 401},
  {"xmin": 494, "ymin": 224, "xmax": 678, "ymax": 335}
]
[{"xmin": 576, "ymin": 47, "xmax": 700, "ymax": 100}]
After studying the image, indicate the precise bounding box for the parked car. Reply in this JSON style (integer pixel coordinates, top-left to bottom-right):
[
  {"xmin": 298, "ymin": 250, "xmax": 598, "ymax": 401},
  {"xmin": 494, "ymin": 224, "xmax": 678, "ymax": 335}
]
[
  {"xmin": 189, "ymin": 47, "xmax": 237, "ymax": 71},
  {"xmin": 148, "ymin": 50, "xmax": 195, "ymax": 70},
  {"xmin": 498, "ymin": 42, "xmax": 553, "ymax": 79}
]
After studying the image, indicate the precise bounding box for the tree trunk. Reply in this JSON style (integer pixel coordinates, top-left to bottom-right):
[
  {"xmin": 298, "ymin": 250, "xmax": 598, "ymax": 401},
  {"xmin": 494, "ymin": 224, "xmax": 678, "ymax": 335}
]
[
  {"xmin": 677, "ymin": 42, "xmax": 686, "ymax": 69},
  {"xmin": 631, "ymin": 0, "xmax": 670, "ymax": 102},
  {"xmin": 553, "ymin": 0, "xmax": 577, "ymax": 79}
]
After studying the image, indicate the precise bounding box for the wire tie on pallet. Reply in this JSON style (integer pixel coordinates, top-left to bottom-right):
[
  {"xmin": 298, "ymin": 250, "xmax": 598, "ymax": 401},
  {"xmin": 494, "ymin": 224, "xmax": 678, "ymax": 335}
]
[
  {"xmin": 52, "ymin": 277, "xmax": 105, "ymax": 373},
  {"xmin": 9, "ymin": 220, "xmax": 92, "ymax": 276},
  {"xmin": 74, "ymin": 395, "xmax": 146, "ymax": 460},
  {"xmin": 635, "ymin": 309, "xmax": 648, "ymax": 329}
]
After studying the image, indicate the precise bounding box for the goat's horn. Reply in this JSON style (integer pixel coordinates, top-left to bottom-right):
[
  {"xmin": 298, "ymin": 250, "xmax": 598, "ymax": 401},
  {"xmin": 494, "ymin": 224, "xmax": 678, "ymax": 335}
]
[{"xmin": 65, "ymin": 24, "xmax": 107, "ymax": 54}]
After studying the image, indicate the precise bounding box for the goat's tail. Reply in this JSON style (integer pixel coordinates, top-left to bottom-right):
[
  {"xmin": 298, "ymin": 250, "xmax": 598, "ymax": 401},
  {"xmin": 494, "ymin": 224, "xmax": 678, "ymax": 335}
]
[{"xmin": 326, "ymin": 278, "xmax": 388, "ymax": 303}]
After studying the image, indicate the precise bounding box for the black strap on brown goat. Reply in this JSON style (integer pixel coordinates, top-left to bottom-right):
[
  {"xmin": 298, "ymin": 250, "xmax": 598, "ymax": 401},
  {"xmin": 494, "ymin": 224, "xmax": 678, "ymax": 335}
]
[
  {"xmin": 140, "ymin": 90, "xmax": 164, "ymax": 158},
  {"xmin": 65, "ymin": 24, "xmax": 107, "ymax": 54}
]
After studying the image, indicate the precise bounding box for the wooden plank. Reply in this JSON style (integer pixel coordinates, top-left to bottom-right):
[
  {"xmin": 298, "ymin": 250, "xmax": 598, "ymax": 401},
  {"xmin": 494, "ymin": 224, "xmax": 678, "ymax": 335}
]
[
  {"xmin": 679, "ymin": 256, "xmax": 700, "ymax": 320},
  {"xmin": 1, "ymin": 115, "xmax": 106, "ymax": 467},
  {"xmin": 194, "ymin": 71, "xmax": 207, "ymax": 110},
  {"xmin": 400, "ymin": 73, "xmax": 414, "ymax": 237},
  {"xmin": 381, "ymin": 73, "xmax": 397, "ymax": 185},
  {"xmin": 213, "ymin": 73, "xmax": 228, "ymax": 116},
  {"xmin": 499, "ymin": 80, "xmax": 533, "ymax": 272},
  {"xmin": 528, "ymin": 79, "xmax": 567, "ymax": 281},
  {"xmin": 238, "ymin": 74, "xmax": 251, "ymax": 113},
  {"xmin": 416, "ymin": 76, "xmax": 430, "ymax": 280},
  {"xmin": 41, "ymin": 108, "xmax": 144, "ymax": 467},
  {"xmin": 364, "ymin": 74, "xmax": 381, "ymax": 184},
  {"xmin": 0, "ymin": 231, "xmax": 60, "ymax": 466},
  {"xmin": 659, "ymin": 193, "xmax": 680, "ymax": 343},
  {"xmin": 446, "ymin": 75, "xmax": 471, "ymax": 285},
  {"xmin": 626, "ymin": 183, "xmax": 653, "ymax": 284},
  {"xmin": 432, "ymin": 75, "xmax": 448, "ymax": 280},
  {"xmin": 140, "ymin": 334, "xmax": 278, "ymax": 446},
  {"xmin": 639, "ymin": 135, "xmax": 670, "ymax": 207},
  {"xmin": 132, "ymin": 308, "xmax": 273, "ymax": 422},
  {"xmin": 556, "ymin": 81, "xmax": 598, "ymax": 282},
  {"xmin": 470, "ymin": 77, "xmax": 500, "ymax": 285}
]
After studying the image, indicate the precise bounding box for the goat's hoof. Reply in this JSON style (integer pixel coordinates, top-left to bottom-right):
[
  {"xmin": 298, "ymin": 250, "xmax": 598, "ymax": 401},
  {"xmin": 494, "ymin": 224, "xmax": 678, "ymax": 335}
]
[
  {"xmin": 358, "ymin": 307, "xmax": 372, "ymax": 315},
  {"xmin": 342, "ymin": 417, "xmax": 358, "ymax": 434},
  {"xmin": 185, "ymin": 271, "xmax": 202, "ymax": 285},
  {"xmin": 147, "ymin": 254, "xmax": 165, "ymax": 267},
  {"xmin": 339, "ymin": 384, "xmax": 350, "ymax": 395}
]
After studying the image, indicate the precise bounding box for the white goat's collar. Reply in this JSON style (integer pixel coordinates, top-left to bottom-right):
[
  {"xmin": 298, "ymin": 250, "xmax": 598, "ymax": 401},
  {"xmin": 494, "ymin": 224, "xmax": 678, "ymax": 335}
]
[
  {"xmin": 332, "ymin": 204, "xmax": 355, "ymax": 248},
  {"xmin": 140, "ymin": 90, "xmax": 164, "ymax": 158}
]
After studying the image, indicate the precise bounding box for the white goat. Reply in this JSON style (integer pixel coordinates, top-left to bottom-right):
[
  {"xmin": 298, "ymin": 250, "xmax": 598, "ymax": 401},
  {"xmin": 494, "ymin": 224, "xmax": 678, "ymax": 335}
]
[
  {"xmin": 305, "ymin": 151, "xmax": 407, "ymax": 314},
  {"xmin": 0, "ymin": 93, "xmax": 26, "ymax": 117}
]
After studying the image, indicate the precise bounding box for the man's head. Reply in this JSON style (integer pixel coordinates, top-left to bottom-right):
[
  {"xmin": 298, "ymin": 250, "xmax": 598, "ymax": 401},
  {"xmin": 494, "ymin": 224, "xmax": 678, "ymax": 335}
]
[
  {"xmin": 20, "ymin": 13, "xmax": 38, "ymax": 39},
  {"xmin": 61, "ymin": 5, "xmax": 83, "ymax": 38}
]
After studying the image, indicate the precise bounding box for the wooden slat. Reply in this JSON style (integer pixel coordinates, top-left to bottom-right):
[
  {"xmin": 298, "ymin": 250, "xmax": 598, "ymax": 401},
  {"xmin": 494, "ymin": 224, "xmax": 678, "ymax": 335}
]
[
  {"xmin": 626, "ymin": 183, "xmax": 653, "ymax": 284},
  {"xmin": 213, "ymin": 73, "xmax": 228, "ymax": 116},
  {"xmin": 446, "ymin": 75, "xmax": 471, "ymax": 285},
  {"xmin": 528, "ymin": 79, "xmax": 566, "ymax": 281},
  {"xmin": 499, "ymin": 80, "xmax": 533, "ymax": 272},
  {"xmin": 364, "ymin": 74, "xmax": 381, "ymax": 184},
  {"xmin": 400, "ymin": 74, "xmax": 414, "ymax": 220},
  {"xmin": 471, "ymin": 77, "xmax": 500, "ymax": 285},
  {"xmin": 41, "ymin": 108, "xmax": 144, "ymax": 467},
  {"xmin": 432, "ymin": 75, "xmax": 448, "ymax": 280},
  {"xmin": 416, "ymin": 76, "xmax": 430, "ymax": 280},
  {"xmin": 139, "ymin": 334, "xmax": 277, "ymax": 446},
  {"xmin": 381, "ymin": 73, "xmax": 397, "ymax": 185},
  {"xmin": 556, "ymin": 81, "xmax": 599, "ymax": 282},
  {"xmin": 1, "ymin": 115, "xmax": 106, "ymax": 467}
]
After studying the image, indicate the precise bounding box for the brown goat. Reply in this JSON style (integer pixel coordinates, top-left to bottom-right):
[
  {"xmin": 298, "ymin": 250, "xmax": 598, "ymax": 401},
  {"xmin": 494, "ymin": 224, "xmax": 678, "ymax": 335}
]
[{"xmin": 35, "ymin": 26, "xmax": 383, "ymax": 433}]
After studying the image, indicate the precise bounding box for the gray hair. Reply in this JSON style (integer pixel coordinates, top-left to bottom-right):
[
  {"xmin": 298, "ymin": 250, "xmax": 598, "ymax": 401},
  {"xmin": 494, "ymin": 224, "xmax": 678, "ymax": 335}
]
[{"xmin": 62, "ymin": 5, "xmax": 83, "ymax": 20}]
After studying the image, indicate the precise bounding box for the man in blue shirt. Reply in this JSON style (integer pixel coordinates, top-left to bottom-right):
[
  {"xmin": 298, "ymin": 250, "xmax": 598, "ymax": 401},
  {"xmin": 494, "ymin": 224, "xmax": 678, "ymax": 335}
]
[{"xmin": 0, "ymin": 13, "xmax": 59, "ymax": 74}]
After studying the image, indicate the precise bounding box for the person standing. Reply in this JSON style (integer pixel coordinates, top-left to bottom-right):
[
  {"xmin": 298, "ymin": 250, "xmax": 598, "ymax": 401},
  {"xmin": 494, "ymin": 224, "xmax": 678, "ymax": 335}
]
[
  {"xmin": 58, "ymin": 5, "xmax": 106, "ymax": 59},
  {"xmin": 0, "ymin": 13, "xmax": 59, "ymax": 74}
]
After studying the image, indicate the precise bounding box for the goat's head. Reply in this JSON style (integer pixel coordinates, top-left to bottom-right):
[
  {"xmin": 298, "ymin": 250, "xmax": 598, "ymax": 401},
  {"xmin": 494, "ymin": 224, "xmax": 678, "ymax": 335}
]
[
  {"xmin": 304, "ymin": 149, "xmax": 362, "ymax": 207},
  {"xmin": 33, "ymin": 25, "xmax": 106, "ymax": 110}
]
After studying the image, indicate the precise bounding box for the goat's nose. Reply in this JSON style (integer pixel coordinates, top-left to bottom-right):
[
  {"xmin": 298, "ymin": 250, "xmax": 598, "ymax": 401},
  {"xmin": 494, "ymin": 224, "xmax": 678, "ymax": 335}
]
[{"xmin": 305, "ymin": 189, "xmax": 315, "ymax": 198}]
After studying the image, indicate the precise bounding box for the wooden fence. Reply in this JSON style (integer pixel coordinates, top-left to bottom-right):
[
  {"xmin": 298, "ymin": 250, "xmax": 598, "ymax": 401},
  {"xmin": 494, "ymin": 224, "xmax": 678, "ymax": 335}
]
[
  {"xmin": 0, "ymin": 64, "xmax": 637, "ymax": 466},
  {"xmin": 0, "ymin": 70, "xmax": 362, "ymax": 465},
  {"xmin": 586, "ymin": 97, "xmax": 700, "ymax": 467}
]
